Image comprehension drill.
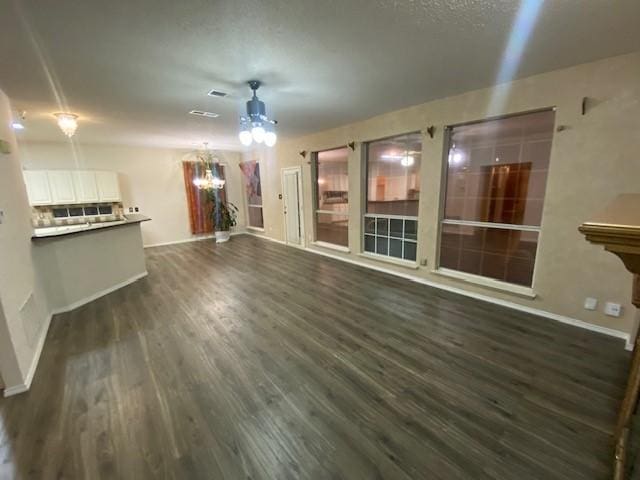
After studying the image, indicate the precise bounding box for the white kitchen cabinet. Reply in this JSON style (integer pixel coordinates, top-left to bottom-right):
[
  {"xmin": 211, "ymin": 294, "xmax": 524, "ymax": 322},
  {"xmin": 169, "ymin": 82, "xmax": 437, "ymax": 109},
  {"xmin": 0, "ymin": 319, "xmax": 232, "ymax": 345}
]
[
  {"xmin": 95, "ymin": 171, "xmax": 121, "ymax": 201},
  {"xmin": 47, "ymin": 171, "xmax": 76, "ymax": 204},
  {"xmin": 72, "ymin": 171, "xmax": 99, "ymax": 203},
  {"xmin": 23, "ymin": 170, "xmax": 52, "ymax": 205}
]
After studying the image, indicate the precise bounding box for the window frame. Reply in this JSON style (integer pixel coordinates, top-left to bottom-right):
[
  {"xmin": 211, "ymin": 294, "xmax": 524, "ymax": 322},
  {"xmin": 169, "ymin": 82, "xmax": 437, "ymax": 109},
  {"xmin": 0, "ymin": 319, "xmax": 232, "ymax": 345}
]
[
  {"xmin": 240, "ymin": 160, "xmax": 264, "ymax": 231},
  {"xmin": 312, "ymin": 146, "xmax": 350, "ymax": 250},
  {"xmin": 361, "ymin": 130, "xmax": 422, "ymax": 265},
  {"xmin": 435, "ymin": 108, "xmax": 556, "ymax": 292}
]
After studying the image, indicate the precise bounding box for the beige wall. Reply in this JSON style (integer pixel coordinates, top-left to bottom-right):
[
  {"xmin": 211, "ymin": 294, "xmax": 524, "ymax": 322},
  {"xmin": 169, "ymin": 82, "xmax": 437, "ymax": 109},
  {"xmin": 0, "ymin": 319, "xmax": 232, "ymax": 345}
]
[
  {"xmin": 0, "ymin": 89, "xmax": 51, "ymax": 389},
  {"xmin": 18, "ymin": 143, "xmax": 246, "ymax": 246},
  {"xmin": 244, "ymin": 51, "xmax": 640, "ymax": 336}
]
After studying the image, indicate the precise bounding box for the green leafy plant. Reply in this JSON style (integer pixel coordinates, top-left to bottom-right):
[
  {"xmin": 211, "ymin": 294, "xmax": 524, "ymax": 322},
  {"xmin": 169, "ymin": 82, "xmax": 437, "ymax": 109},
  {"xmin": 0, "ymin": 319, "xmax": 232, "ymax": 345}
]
[{"xmin": 205, "ymin": 188, "xmax": 238, "ymax": 232}]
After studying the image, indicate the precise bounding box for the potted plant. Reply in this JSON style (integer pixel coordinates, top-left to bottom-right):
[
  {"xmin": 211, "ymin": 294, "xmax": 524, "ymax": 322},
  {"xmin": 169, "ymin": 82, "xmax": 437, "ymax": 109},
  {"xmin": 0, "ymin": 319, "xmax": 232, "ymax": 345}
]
[{"xmin": 206, "ymin": 188, "xmax": 238, "ymax": 243}]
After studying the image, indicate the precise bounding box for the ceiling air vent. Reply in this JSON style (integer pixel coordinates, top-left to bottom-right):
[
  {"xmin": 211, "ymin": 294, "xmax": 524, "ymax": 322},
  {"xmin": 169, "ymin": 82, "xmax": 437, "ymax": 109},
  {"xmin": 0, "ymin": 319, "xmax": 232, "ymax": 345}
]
[
  {"xmin": 189, "ymin": 110, "xmax": 219, "ymax": 118},
  {"xmin": 207, "ymin": 89, "xmax": 228, "ymax": 98}
]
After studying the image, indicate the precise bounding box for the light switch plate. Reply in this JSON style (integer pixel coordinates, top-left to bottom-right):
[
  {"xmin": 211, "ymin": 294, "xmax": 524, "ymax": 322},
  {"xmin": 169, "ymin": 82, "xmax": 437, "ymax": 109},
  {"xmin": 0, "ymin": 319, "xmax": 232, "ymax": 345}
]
[
  {"xmin": 584, "ymin": 297, "xmax": 598, "ymax": 310},
  {"xmin": 0, "ymin": 139, "xmax": 10, "ymax": 154},
  {"xmin": 604, "ymin": 302, "xmax": 622, "ymax": 317}
]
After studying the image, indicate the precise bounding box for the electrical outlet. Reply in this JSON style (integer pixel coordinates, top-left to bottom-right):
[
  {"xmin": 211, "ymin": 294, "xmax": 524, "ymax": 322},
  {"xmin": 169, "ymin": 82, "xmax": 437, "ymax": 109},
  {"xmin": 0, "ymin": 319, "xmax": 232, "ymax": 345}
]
[
  {"xmin": 604, "ymin": 302, "xmax": 622, "ymax": 317},
  {"xmin": 584, "ymin": 297, "xmax": 598, "ymax": 311},
  {"xmin": 420, "ymin": 258, "xmax": 428, "ymax": 266}
]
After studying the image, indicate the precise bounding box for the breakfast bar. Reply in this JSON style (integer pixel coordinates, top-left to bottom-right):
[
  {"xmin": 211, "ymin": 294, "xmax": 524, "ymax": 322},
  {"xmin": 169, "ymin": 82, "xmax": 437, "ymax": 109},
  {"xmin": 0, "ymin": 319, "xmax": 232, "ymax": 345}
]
[{"xmin": 32, "ymin": 215, "xmax": 150, "ymax": 313}]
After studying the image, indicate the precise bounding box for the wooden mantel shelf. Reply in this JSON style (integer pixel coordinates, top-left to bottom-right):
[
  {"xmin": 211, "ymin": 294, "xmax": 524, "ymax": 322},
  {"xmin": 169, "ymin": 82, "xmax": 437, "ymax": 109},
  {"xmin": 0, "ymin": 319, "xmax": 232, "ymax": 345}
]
[
  {"xmin": 579, "ymin": 193, "xmax": 640, "ymax": 480},
  {"xmin": 580, "ymin": 194, "xmax": 640, "ymax": 274}
]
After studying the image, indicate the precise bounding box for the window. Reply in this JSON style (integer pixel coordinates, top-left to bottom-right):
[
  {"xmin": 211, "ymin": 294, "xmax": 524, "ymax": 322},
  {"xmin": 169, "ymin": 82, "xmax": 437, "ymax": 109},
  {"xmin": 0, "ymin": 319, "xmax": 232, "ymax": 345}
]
[
  {"xmin": 364, "ymin": 132, "xmax": 422, "ymax": 262},
  {"xmin": 439, "ymin": 109, "xmax": 555, "ymax": 287},
  {"xmin": 313, "ymin": 147, "xmax": 349, "ymax": 247},
  {"xmin": 239, "ymin": 161, "xmax": 264, "ymax": 229}
]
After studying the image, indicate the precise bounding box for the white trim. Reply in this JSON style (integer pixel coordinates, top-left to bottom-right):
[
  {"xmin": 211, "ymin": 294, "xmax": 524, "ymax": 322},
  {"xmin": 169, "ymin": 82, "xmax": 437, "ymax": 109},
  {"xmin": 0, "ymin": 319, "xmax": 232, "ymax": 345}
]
[
  {"xmin": 281, "ymin": 166, "xmax": 306, "ymax": 248},
  {"xmin": 246, "ymin": 231, "xmax": 286, "ymax": 245},
  {"xmin": 441, "ymin": 218, "xmax": 541, "ymax": 232},
  {"xmin": 434, "ymin": 268, "xmax": 536, "ymax": 299},
  {"xmin": 302, "ymin": 245, "xmax": 629, "ymax": 346},
  {"xmin": 3, "ymin": 270, "xmax": 149, "ymax": 397},
  {"xmin": 3, "ymin": 311, "xmax": 52, "ymax": 397},
  {"xmin": 144, "ymin": 231, "xmax": 244, "ymax": 248},
  {"xmin": 364, "ymin": 213, "xmax": 419, "ymax": 221},
  {"xmin": 358, "ymin": 252, "xmax": 419, "ymax": 270},
  {"xmin": 311, "ymin": 241, "xmax": 350, "ymax": 253},
  {"xmin": 246, "ymin": 226, "xmax": 265, "ymax": 233},
  {"xmin": 51, "ymin": 271, "xmax": 149, "ymax": 315}
]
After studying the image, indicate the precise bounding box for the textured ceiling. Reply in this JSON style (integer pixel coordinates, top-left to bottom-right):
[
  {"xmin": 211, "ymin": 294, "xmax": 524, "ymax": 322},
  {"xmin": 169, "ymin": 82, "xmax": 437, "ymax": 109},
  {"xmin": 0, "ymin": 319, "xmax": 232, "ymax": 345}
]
[{"xmin": 1, "ymin": 0, "xmax": 639, "ymax": 150}]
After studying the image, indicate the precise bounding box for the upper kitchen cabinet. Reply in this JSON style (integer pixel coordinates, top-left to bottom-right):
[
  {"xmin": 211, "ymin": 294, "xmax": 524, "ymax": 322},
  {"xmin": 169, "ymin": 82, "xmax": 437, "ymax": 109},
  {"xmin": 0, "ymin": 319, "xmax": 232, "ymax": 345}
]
[
  {"xmin": 95, "ymin": 171, "xmax": 121, "ymax": 201},
  {"xmin": 23, "ymin": 171, "xmax": 52, "ymax": 205},
  {"xmin": 48, "ymin": 171, "xmax": 76, "ymax": 204},
  {"xmin": 23, "ymin": 169, "xmax": 121, "ymax": 205},
  {"xmin": 72, "ymin": 171, "xmax": 99, "ymax": 202}
]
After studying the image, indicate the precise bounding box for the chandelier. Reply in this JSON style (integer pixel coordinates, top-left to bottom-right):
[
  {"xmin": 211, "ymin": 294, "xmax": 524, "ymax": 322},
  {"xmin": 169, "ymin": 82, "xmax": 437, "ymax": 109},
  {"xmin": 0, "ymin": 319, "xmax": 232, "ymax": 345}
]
[
  {"xmin": 54, "ymin": 113, "xmax": 79, "ymax": 137},
  {"xmin": 193, "ymin": 143, "xmax": 226, "ymax": 190},
  {"xmin": 238, "ymin": 80, "xmax": 277, "ymax": 147}
]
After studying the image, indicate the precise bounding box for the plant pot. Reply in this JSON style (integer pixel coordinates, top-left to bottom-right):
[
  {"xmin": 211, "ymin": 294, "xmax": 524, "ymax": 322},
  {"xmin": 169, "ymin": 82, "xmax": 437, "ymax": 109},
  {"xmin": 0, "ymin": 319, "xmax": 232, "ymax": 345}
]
[{"xmin": 215, "ymin": 230, "xmax": 231, "ymax": 243}]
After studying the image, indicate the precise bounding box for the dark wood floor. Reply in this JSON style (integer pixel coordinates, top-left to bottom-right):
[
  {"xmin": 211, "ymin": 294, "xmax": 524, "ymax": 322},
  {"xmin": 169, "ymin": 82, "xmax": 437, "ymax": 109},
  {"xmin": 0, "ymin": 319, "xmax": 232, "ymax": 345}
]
[{"xmin": 0, "ymin": 234, "xmax": 630, "ymax": 479}]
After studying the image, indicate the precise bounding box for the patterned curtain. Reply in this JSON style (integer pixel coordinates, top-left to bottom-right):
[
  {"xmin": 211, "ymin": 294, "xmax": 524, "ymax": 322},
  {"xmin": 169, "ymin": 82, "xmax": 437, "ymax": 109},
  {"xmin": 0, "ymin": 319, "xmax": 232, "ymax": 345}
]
[{"xmin": 182, "ymin": 162, "xmax": 227, "ymax": 234}]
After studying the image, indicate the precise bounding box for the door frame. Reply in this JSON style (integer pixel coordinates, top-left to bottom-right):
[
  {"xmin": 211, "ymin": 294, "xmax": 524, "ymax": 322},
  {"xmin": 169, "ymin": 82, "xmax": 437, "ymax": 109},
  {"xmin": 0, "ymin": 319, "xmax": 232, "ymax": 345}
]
[{"xmin": 281, "ymin": 166, "xmax": 305, "ymax": 248}]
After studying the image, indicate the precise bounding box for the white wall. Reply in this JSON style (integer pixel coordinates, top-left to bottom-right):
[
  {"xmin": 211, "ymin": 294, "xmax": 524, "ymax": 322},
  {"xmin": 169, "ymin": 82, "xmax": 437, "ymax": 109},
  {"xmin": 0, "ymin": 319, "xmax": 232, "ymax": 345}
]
[
  {"xmin": 0, "ymin": 89, "xmax": 51, "ymax": 390},
  {"xmin": 18, "ymin": 143, "xmax": 246, "ymax": 246}
]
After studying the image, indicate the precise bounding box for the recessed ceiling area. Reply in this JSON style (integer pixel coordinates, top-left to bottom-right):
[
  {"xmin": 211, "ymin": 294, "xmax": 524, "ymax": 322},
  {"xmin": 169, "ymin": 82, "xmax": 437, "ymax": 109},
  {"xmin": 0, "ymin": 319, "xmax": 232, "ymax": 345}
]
[{"xmin": 1, "ymin": 0, "xmax": 639, "ymax": 149}]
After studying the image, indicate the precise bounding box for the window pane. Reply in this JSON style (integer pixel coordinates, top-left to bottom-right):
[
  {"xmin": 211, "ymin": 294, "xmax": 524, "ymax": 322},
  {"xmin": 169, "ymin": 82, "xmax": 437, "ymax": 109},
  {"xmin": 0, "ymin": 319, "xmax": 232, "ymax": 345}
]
[
  {"xmin": 376, "ymin": 218, "xmax": 389, "ymax": 236},
  {"xmin": 443, "ymin": 110, "xmax": 554, "ymax": 226},
  {"xmin": 364, "ymin": 234, "xmax": 375, "ymax": 253},
  {"xmin": 404, "ymin": 219, "xmax": 417, "ymax": 241},
  {"xmin": 440, "ymin": 224, "xmax": 538, "ymax": 287},
  {"xmin": 389, "ymin": 219, "xmax": 403, "ymax": 238},
  {"xmin": 366, "ymin": 132, "xmax": 422, "ymax": 216},
  {"xmin": 316, "ymin": 213, "xmax": 348, "ymax": 247},
  {"xmin": 247, "ymin": 206, "xmax": 264, "ymax": 228},
  {"xmin": 403, "ymin": 241, "xmax": 417, "ymax": 261},
  {"xmin": 376, "ymin": 236, "xmax": 388, "ymax": 255},
  {"xmin": 389, "ymin": 238, "xmax": 403, "ymax": 259},
  {"xmin": 364, "ymin": 217, "xmax": 376, "ymax": 234},
  {"xmin": 317, "ymin": 147, "xmax": 349, "ymax": 214}
]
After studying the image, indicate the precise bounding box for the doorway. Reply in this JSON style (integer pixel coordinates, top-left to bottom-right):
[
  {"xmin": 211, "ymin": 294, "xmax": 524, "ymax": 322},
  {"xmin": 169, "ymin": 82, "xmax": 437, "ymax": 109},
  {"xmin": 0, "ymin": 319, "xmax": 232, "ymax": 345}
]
[{"xmin": 281, "ymin": 166, "xmax": 304, "ymax": 247}]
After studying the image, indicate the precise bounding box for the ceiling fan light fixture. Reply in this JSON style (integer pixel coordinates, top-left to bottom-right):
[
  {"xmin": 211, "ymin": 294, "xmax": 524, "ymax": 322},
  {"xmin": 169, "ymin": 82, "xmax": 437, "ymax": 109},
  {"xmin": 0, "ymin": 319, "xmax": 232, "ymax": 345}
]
[{"xmin": 238, "ymin": 81, "xmax": 277, "ymax": 148}]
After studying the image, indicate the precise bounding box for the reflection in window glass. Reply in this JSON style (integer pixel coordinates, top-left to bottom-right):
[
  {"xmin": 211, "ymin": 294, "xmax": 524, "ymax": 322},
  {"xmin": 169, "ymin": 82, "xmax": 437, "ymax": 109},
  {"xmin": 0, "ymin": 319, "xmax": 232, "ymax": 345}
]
[
  {"xmin": 363, "ymin": 132, "xmax": 421, "ymax": 262},
  {"xmin": 314, "ymin": 147, "xmax": 349, "ymax": 247},
  {"xmin": 439, "ymin": 109, "xmax": 555, "ymax": 287},
  {"xmin": 240, "ymin": 161, "xmax": 263, "ymax": 228},
  {"xmin": 366, "ymin": 132, "xmax": 422, "ymax": 216}
]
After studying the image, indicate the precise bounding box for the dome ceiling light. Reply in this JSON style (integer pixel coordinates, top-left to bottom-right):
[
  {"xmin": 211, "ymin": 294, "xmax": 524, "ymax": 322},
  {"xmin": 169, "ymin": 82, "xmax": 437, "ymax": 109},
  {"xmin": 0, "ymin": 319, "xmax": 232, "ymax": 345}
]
[{"xmin": 238, "ymin": 81, "xmax": 277, "ymax": 147}]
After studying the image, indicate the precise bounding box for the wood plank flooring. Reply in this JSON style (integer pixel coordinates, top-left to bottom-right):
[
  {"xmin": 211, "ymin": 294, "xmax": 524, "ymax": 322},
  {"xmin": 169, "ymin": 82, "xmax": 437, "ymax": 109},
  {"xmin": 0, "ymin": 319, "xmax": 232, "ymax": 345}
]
[{"xmin": 0, "ymin": 234, "xmax": 631, "ymax": 479}]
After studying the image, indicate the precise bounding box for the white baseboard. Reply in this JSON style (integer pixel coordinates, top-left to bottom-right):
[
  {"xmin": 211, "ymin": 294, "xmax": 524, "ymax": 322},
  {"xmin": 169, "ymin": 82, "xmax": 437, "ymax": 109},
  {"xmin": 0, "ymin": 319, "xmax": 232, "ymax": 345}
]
[
  {"xmin": 302, "ymin": 245, "xmax": 630, "ymax": 347},
  {"xmin": 2, "ymin": 310, "xmax": 52, "ymax": 397},
  {"xmin": 245, "ymin": 231, "xmax": 286, "ymax": 245},
  {"xmin": 3, "ymin": 271, "xmax": 149, "ymax": 397},
  {"xmin": 51, "ymin": 271, "xmax": 148, "ymax": 315},
  {"xmin": 144, "ymin": 230, "xmax": 245, "ymax": 248}
]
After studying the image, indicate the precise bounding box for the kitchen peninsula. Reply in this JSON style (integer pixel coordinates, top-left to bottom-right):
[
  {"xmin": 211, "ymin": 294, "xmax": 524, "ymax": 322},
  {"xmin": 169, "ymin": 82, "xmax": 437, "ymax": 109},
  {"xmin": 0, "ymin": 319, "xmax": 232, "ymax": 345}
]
[
  {"xmin": 32, "ymin": 214, "xmax": 150, "ymax": 313},
  {"xmin": 23, "ymin": 168, "xmax": 151, "ymax": 313}
]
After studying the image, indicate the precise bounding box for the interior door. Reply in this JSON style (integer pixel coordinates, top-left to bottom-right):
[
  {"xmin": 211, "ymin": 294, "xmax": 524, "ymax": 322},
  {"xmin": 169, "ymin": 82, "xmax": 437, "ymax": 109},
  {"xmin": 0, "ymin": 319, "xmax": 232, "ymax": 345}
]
[{"xmin": 282, "ymin": 167, "xmax": 303, "ymax": 247}]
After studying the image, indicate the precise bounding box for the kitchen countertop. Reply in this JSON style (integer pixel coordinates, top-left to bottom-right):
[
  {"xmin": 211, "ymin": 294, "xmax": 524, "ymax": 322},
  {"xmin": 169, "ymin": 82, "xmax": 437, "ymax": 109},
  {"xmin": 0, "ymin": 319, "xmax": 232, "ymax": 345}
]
[{"xmin": 32, "ymin": 214, "xmax": 151, "ymax": 240}]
